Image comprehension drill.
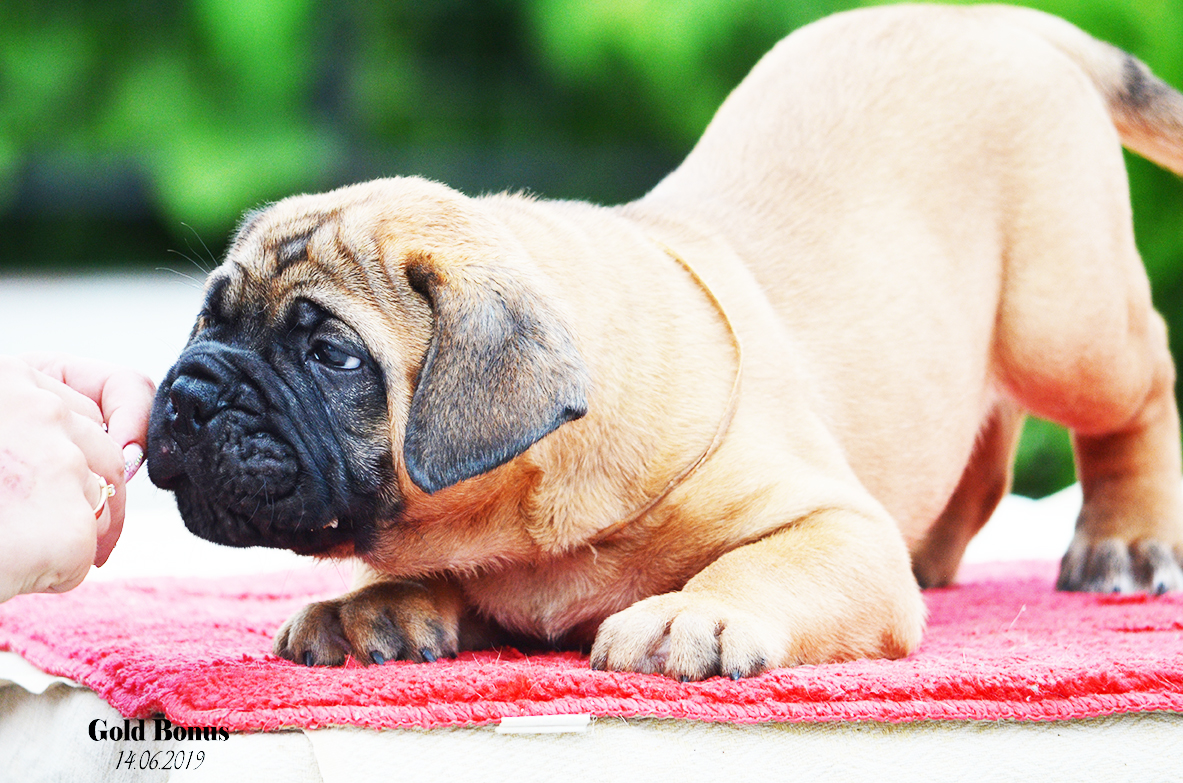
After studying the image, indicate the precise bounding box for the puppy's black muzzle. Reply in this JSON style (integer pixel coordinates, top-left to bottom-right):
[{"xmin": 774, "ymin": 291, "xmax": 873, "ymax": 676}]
[
  {"xmin": 167, "ymin": 374, "xmax": 217, "ymax": 446},
  {"xmin": 148, "ymin": 342, "xmax": 357, "ymax": 554}
]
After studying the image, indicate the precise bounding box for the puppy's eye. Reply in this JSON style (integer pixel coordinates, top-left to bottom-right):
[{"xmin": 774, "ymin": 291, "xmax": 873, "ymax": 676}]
[{"xmin": 309, "ymin": 341, "xmax": 362, "ymax": 370}]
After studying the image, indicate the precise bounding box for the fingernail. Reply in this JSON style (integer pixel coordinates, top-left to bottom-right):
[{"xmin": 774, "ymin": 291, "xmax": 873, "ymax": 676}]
[{"xmin": 123, "ymin": 444, "xmax": 145, "ymax": 483}]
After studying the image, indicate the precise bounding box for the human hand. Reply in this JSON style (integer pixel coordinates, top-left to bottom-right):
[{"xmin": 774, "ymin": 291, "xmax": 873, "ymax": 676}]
[{"xmin": 0, "ymin": 354, "xmax": 155, "ymax": 602}]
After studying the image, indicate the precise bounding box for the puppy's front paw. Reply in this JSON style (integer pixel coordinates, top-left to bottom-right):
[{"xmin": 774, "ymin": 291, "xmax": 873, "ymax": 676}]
[
  {"xmin": 274, "ymin": 580, "xmax": 460, "ymax": 666},
  {"xmin": 1057, "ymin": 537, "xmax": 1183, "ymax": 594},
  {"xmin": 589, "ymin": 593, "xmax": 781, "ymax": 681}
]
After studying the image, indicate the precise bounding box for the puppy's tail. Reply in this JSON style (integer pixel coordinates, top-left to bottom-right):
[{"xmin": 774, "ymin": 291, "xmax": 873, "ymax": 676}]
[{"xmin": 987, "ymin": 5, "xmax": 1183, "ymax": 176}]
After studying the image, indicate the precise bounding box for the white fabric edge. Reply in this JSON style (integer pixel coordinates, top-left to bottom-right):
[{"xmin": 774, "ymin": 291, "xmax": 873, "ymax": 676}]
[{"xmin": 0, "ymin": 650, "xmax": 82, "ymax": 694}]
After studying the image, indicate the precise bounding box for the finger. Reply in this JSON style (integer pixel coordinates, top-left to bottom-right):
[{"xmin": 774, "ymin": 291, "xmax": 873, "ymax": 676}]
[
  {"xmin": 121, "ymin": 443, "xmax": 146, "ymax": 483},
  {"xmin": 20, "ymin": 482, "xmax": 103, "ymax": 596},
  {"xmin": 98, "ymin": 369, "xmax": 156, "ymax": 458},
  {"xmin": 21, "ymin": 366, "xmax": 106, "ymax": 425},
  {"xmin": 64, "ymin": 413, "xmax": 127, "ymax": 565},
  {"xmin": 66, "ymin": 411, "xmax": 124, "ymax": 487},
  {"xmin": 23, "ymin": 353, "xmax": 155, "ymax": 478},
  {"xmin": 38, "ymin": 507, "xmax": 98, "ymax": 595},
  {"xmin": 92, "ymin": 473, "xmax": 124, "ymax": 567}
]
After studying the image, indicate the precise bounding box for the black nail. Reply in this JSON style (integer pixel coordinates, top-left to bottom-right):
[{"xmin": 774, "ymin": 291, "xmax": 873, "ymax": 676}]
[
  {"xmin": 371, "ymin": 650, "xmax": 387, "ymax": 665},
  {"xmin": 302, "ymin": 651, "xmax": 314, "ymax": 667},
  {"xmin": 421, "ymin": 648, "xmax": 437, "ymax": 663}
]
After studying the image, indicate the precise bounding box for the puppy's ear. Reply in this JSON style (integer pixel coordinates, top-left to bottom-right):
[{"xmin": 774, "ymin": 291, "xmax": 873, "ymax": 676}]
[{"xmin": 402, "ymin": 253, "xmax": 589, "ymax": 494}]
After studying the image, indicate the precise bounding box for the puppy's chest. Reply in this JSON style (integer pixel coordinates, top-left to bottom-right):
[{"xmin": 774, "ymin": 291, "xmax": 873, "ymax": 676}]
[{"xmin": 460, "ymin": 547, "xmax": 671, "ymax": 643}]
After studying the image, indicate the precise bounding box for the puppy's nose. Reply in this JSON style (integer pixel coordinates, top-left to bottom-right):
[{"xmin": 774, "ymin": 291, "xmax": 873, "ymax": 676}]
[{"xmin": 167, "ymin": 375, "xmax": 221, "ymax": 444}]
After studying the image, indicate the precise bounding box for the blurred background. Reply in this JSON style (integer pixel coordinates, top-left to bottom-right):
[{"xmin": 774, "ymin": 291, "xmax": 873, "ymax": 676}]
[{"xmin": 1, "ymin": 0, "xmax": 1181, "ymax": 498}]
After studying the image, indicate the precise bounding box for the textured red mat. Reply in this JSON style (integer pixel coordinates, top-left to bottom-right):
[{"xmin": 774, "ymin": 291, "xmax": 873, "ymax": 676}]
[{"xmin": 2, "ymin": 561, "xmax": 1182, "ymax": 730}]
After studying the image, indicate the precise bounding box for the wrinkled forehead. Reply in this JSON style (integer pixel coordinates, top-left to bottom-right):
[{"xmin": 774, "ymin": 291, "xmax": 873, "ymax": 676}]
[
  {"xmin": 207, "ymin": 204, "xmax": 383, "ymax": 325},
  {"xmin": 194, "ymin": 194, "xmax": 435, "ymax": 388},
  {"xmin": 197, "ymin": 177, "xmax": 485, "ymax": 348}
]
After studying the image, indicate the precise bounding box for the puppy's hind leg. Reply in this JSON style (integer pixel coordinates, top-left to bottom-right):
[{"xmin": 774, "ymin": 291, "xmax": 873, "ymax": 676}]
[
  {"xmin": 996, "ymin": 227, "xmax": 1183, "ymax": 593},
  {"xmin": 911, "ymin": 400, "xmax": 1025, "ymax": 588},
  {"xmin": 989, "ymin": 75, "xmax": 1183, "ymax": 593},
  {"xmin": 1060, "ymin": 311, "xmax": 1183, "ymax": 593}
]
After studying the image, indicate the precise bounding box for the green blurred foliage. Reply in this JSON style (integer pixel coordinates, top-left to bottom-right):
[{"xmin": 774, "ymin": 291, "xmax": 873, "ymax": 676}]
[{"xmin": 1, "ymin": 0, "xmax": 1182, "ymax": 496}]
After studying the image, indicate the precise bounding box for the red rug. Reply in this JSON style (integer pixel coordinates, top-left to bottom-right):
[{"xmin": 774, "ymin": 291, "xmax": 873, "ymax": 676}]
[{"xmin": 2, "ymin": 561, "xmax": 1181, "ymax": 730}]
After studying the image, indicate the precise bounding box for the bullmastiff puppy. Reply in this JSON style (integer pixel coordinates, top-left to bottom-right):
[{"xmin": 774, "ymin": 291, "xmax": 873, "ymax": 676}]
[{"xmin": 147, "ymin": 4, "xmax": 1183, "ymax": 680}]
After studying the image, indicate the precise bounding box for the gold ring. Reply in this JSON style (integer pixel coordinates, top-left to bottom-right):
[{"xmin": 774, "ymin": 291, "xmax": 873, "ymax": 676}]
[{"xmin": 92, "ymin": 475, "xmax": 116, "ymax": 519}]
